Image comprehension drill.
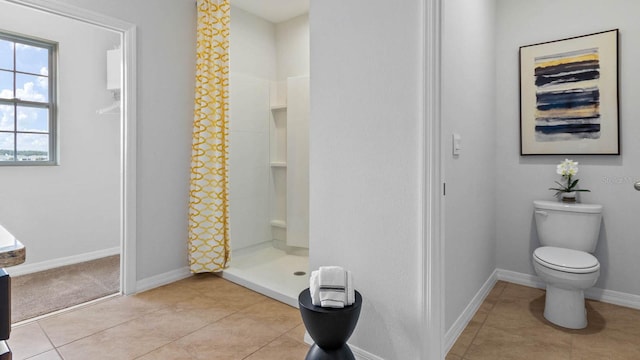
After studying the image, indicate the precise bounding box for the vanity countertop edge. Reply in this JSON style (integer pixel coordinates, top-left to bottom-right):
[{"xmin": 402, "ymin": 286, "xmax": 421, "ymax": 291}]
[{"xmin": 0, "ymin": 225, "xmax": 25, "ymax": 268}]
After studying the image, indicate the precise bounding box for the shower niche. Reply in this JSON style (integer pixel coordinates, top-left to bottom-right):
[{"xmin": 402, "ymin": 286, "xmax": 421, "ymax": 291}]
[{"xmin": 269, "ymin": 76, "xmax": 310, "ymax": 252}]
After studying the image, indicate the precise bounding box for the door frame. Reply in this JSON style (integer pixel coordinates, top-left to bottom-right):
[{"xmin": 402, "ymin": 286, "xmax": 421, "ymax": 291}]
[
  {"xmin": 4, "ymin": 0, "xmax": 138, "ymax": 294},
  {"xmin": 422, "ymin": 0, "xmax": 444, "ymax": 358}
]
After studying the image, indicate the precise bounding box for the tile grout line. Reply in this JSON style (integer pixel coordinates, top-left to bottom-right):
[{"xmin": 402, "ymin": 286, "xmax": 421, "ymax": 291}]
[
  {"xmin": 460, "ymin": 282, "xmax": 507, "ymax": 359},
  {"xmin": 130, "ymin": 320, "xmax": 221, "ymax": 360},
  {"xmin": 233, "ymin": 294, "xmax": 306, "ymax": 359},
  {"xmin": 40, "ymin": 298, "xmax": 174, "ymax": 350},
  {"xmin": 131, "ymin": 298, "xmax": 266, "ymax": 360},
  {"xmin": 127, "ymin": 279, "xmax": 271, "ymax": 359},
  {"xmin": 37, "ymin": 280, "xmax": 243, "ymax": 350},
  {"xmin": 133, "ymin": 298, "xmax": 302, "ymax": 359},
  {"xmin": 569, "ymin": 328, "xmax": 574, "ymax": 359},
  {"xmin": 12, "ymin": 293, "xmax": 122, "ymax": 329},
  {"xmin": 36, "ymin": 320, "xmax": 64, "ymax": 360},
  {"xmin": 237, "ymin": 299, "xmax": 306, "ymax": 359},
  {"xmin": 239, "ymin": 330, "xmax": 298, "ymax": 359},
  {"xmin": 24, "ymin": 277, "xmax": 302, "ymax": 359}
]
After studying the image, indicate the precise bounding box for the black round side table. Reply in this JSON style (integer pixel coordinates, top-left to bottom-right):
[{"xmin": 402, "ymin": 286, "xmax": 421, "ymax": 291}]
[{"xmin": 298, "ymin": 288, "xmax": 362, "ymax": 360}]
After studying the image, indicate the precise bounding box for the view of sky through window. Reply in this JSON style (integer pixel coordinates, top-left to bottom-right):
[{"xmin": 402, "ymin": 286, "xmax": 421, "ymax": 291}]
[{"xmin": 0, "ymin": 36, "xmax": 52, "ymax": 162}]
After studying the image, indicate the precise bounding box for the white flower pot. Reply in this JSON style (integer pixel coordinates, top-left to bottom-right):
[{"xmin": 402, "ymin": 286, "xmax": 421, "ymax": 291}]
[{"xmin": 561, "ymin": 191, "xmax": 577, "ymax": 203}]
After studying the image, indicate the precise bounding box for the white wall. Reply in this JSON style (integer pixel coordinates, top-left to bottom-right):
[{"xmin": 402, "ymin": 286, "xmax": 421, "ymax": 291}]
[
  {"xmin": 230, "ymin": 6, "xmax": 277, "ymax": 80},
  {"xmin": 276, "ymin": 14, "xmax": 309, "ymax": 80},
  {"xmin": 228, "ymin": 73, "xmax": 270, "ymax": 251},
  {"xmin": 228, "ymin": 6, "xmax": 275, "ymax": 251},
  {"xmin": 0, "ymin": 2, "xmax": 120, "ymax": 269},
  {"xmin": 310, "ymin": 1, "xmax": 424, "ymax": 358},
  {"xmin": 442, "ymin": 0, "xmax": 497, "ymax": 331},
  {"xmin": 496, "ymin": 0, "xmax": 640, "ymax": 296},
  {"xmin": 47, "ymin": 0, "xmax": 197, "ymax": 282}
]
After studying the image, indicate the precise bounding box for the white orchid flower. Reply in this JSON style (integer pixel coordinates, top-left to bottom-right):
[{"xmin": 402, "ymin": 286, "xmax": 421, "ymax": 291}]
[
  {"xmin": 557, "ymin": 159, "xmax": 579, "ymax": 177},
  {"xmin": 549, "ymin": 159, "xmax": 589, "ymax": 198}
]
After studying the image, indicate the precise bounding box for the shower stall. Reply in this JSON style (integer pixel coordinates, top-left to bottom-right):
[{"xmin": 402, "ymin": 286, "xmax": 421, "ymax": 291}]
[{"xmin": 222, "ymin": 5, "xmax": 309, "ymax": 307}]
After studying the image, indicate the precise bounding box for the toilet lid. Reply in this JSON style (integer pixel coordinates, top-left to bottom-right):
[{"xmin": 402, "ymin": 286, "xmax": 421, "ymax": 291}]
[{"xmin": 534, "ymin": 246, "xmax": 600, "ymax": 274}]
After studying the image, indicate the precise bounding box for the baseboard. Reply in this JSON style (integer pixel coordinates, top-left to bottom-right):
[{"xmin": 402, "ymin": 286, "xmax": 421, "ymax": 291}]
[
  {"xmin": 6, "ymin": 247, "xmax": 120, "ymax": 277},
  {"xmin": 586, "ymin": 287, "xmax": 640, "ymax": 310},
  {"xmin": 444, "ymin": 269, "xmax": 498, "ymax": 354},
  {"xmin": 303, "ymin": 333, "xmax": 385, "ymax": 360},
  {"xmin": 495, "ymin": 268, "xmax": 640, "ymax": 310},
  {"xmin": 135, "ymin": 266, "xmax": 192, "ymax": 293},
  {"xmin": 495, "ymin": 268, "xmax": 545, "ymax": 289}
]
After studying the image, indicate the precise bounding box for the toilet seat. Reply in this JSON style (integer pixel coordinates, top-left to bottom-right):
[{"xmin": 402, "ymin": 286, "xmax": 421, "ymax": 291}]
[{"xmin": 534, "ymin": 246, "xmax": 599, "ymax": 274}]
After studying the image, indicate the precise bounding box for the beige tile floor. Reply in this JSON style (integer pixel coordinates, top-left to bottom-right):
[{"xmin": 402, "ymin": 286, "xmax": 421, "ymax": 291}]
[
  {"xmin": 447, "ymin": 281, "xmax": 640, "ymax": 360},
  {"xmin": 13, "ymin": 276, "xmax": 640, "ymax": 360},
  {"xmin": 8, "ymin": 274, "xmax": 309, "ymax": 360}
]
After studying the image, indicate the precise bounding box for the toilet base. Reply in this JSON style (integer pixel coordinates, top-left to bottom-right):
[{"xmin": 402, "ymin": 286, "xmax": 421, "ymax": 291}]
[
  {"xmin": 305, "ymin": 343, "xmax": 355, "ymax": 360},
  {"xmin": 543, "ymin": 285, "xmax": 587, "ymax": 329}
]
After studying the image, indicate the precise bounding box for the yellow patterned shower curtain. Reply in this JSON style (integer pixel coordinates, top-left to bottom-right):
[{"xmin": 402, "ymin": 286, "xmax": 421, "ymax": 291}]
[{"xmin": 188, "ymin": 0, "xmax": 231, "ymax": 273}]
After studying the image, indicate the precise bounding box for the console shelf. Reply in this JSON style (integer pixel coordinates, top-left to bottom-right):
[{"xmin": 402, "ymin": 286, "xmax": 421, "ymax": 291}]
[
  {"xmin": 270, "ymin": 220, "xmax": 287, "ymax": 229},
  {"xmin": 270, "ymin": 161, "xmax": 287, "ymax": 168}
]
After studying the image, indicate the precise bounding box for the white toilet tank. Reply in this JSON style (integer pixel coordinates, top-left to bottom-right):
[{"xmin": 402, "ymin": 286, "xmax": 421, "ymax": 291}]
[{"xmin": 533, "ymin": 200, "xmax": 603, "ymax": 253}]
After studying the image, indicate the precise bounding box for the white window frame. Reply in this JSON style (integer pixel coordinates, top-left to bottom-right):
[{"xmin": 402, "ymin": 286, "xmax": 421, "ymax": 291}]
[{"xmin": 0, "ymin": 31, "xmax": 57, "ymax": 166}]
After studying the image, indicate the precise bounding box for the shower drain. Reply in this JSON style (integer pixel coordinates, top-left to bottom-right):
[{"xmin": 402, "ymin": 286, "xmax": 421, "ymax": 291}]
[{"xmin": 293, "ymin": 271, "xmax": 307, "ymax": 276}]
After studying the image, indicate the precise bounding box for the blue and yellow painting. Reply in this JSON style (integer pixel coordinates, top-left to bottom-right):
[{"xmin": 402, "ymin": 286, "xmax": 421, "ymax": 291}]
[{"xmin": 534, "ymin": 48, "xmax": 601, "ymax": 141}]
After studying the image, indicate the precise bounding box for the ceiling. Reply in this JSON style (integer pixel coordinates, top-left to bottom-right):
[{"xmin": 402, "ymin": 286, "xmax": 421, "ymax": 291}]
[{"xmin": 231, "ymin": 0, "xmax": 309, "ymax": 23}]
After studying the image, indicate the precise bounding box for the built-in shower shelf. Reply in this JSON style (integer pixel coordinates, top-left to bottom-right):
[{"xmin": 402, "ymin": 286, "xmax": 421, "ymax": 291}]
[
  {"xmin": 270, "ymin": 220, "xmax": 287, "ymax": 228},
  {"xmin": 270, "ymin": 161, "xmax": 287, "ymax": 168},
  {"xmin": 270, "ymin": 104, "xmax": 287, "ymax": 111}
]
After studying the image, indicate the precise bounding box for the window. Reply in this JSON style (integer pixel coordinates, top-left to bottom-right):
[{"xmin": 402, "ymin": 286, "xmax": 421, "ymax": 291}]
[{"xmin": 0, "ymin": 32, "xmax": 56, "ymax": 165}]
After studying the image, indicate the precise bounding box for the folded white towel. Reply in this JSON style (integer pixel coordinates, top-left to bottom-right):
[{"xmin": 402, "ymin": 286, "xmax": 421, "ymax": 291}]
[
  {"xmin": 309, "ymin": 270, "xmax": 321, "ymax": 306},
  {"xmin": 318, "ymin": 266, "xmax": 347, "ymax": 308},
  {"xmin": 346, "ymin": 270, "xmax": 355, "ymax": 306}
]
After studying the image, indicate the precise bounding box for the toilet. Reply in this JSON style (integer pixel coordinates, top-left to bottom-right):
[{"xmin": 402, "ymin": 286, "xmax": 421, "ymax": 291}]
[{"xmin": 532, "ymin": 200, "xmax": 602, "ymax": 329}]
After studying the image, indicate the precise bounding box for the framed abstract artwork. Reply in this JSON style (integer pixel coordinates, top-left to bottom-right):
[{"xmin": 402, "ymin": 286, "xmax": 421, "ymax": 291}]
[{"xmin": 519, "ymin": 29, "xmax": 619, "ymax": 155}]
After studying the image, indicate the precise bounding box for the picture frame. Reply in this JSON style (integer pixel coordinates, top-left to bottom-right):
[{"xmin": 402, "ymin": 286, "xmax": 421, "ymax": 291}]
[{"xmin": 519, "ymin": 29, "xmax": 619, "ymax": 155}]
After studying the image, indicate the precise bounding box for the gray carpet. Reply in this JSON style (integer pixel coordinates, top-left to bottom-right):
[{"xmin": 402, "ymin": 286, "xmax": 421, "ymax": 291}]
[{"xmin": 11, "ymin": 255, "xmax": 120, "ymax": 323}]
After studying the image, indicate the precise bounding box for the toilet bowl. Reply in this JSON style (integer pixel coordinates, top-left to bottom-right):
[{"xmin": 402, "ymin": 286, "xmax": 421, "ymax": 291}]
[
  {"xmin": 532, "ymin": 200, "xmax": 603, "ymax": 329},
  {"xmin": 533, "ymin": 246, "xmax": 599, "ymax": 329}
]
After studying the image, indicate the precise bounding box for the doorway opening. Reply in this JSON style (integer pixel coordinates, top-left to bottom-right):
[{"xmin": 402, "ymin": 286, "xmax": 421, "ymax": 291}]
[{"xmin": 0, "ymin": 0, "xmax": 136, "ymax": 323}]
